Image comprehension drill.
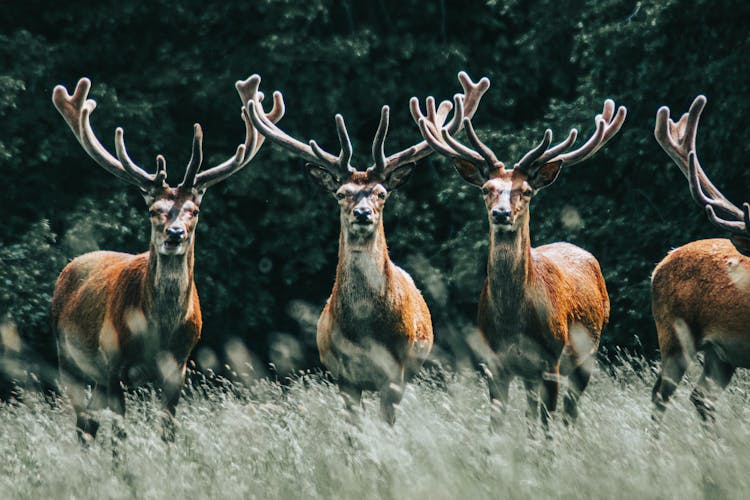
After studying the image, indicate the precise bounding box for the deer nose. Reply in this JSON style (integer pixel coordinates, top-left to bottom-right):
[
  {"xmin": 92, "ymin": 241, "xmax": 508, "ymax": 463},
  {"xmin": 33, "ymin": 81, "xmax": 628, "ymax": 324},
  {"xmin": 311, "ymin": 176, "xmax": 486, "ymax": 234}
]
[
  {"xmin": 353, "ymin": 207, "xmax": 372, "ymax": 222},
  {"xmin": 491, "ymin": 208, "xmax": 511, "ymax": 224},
  {"xmin": 166, "ymin": 226, "xmax": 185, "ymax": 239}
]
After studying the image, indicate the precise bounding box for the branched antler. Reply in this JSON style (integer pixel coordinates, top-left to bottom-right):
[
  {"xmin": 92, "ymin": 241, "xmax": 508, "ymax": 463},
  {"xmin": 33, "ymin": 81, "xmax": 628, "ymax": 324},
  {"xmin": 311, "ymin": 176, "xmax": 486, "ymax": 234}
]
[
  {"xmin": 52, "ymin": 78, "xmax": 167, "ymax": 191},
  {"xmin": 515, "ymin": 99, "xmax": 626, "ymax": 177},
  {"xmin": 653, "ymin": 95, "xmax": 740, "ymax": 220},
  {"xmin": 247, "ymin": 71, "xmax": 489, "ymax": 183},
  {"xmin": 686, "ymin": 151, "xmax": 750, "ymax": 235},
  {"xmin": 187, "ymin": 75, "xmax": 285, "ymax": 190},
  {"xmin": 416, "ymin": 93, "xmax": 625, "ymax": 182},
  {"xmin": 53, "ymin": 75, "xmax": 283, "ymax": 194}
]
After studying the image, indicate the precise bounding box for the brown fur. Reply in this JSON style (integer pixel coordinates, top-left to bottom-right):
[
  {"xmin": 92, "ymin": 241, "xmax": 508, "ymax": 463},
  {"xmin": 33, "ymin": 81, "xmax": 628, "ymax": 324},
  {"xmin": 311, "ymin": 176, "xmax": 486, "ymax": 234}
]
[
  {"xmin": 50, "ymin": 187, "xmax": 204, "ymax": 441},
  {"xmin": 651, "ymin": 238, "xmax": 750, "ymax": 420},
  {"xmin": 456, "ymin": 168, "xmax": 608, "ymax": 425},
  {"xmin": 476, "ymin": 212, "xmax": 608, "ymax": 425},
  {"xmin": 314, "ymin": 174, "xmax": 433, "ymax": 424}
]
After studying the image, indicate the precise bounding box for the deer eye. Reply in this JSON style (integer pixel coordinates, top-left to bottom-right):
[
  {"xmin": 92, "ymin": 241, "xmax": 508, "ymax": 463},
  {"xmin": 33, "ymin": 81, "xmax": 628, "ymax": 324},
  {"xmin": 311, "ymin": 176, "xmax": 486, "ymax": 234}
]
[
  {"xmin": 378, "ymin": 192, "xmax": 386, "ymax": 200},
  {"xmin": 523, "ymin": 189, "xmax": 533, "ymax": 197},
  {"xmin": 336, "ymin": 192, "xmax": 345, "ymax": 200},
  {"xmin": 192, "ymin": 209, "xmax": 200, "ymax": 216},
  {"xmin": 481, "ymin": 187, "xmax": 490, "ymax": 195}
]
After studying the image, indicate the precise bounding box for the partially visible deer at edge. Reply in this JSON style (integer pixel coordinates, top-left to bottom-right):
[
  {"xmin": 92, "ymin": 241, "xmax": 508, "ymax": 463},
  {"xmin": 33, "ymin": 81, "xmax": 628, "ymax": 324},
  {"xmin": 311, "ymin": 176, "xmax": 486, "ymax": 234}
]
[
  {"xmin": 652, "ymin": 95, "xmax": 750, "ymax": 422},
  {"xmin": 50, "ymin": 75, "xmax": 283, "ymax": 441},
  {"xmin": 247, "ymin": 72, "xmax": 489, "ymax": 424},
  {"xmin": 415, "ymin": 98, "xmax": 626, "ymax": 426}
]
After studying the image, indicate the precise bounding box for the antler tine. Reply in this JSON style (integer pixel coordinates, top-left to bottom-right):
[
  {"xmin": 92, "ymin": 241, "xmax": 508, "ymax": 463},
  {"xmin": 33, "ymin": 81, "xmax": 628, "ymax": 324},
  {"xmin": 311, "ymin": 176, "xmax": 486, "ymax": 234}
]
[
  {"xmin": 444, "ymin": 71, "xmax": 491, "ymax": 135},
  {"xmin": 247, "ymin": 91, "xmax": 347, "ymax": 181},
  {"xmin": 687, "ymin": 151, "xmax": 748, "ymax": 237},
  {"xmin": 368, "ymin": 105, "xmax": 390, "ymax": 175},
  {"xmin": 52, "ymin": 78, "xmax": 160, "ymax": 191},
  {"xmin": 114, "ymin": 127, "xmax": 168, "ymax": 186},
  {"xmin": 654, "ymin": 95, "xmax": 739, "ymax": 219},
  {"xmin": 514, "ymin": 129, "xmax": 553, "ymax": 172},
  {"xmin": 462, "ymin": 117, "xmax": 500, "ymax": 168},
  {"xmin": 381, "ymin": 71, "xmax": 490, "ymax": 173},
  {"xmin": 553, "ymin": 100, "xmax": 626, "ymax": 166},
  {"xmin": 178, "ymin": 124, "xmax": 204, "ymax": 188},
  {"xmin": 416, "ymin": 117, "xmax": 472, "ymax": 161},
  {"xmin": 334, "ymin": 114, "xmax": 355, "ymax": 172},
  {"xmin": 515, "ymin": 99, "xmax": 626, "ymax": 177},
  {"xmin": 191, "ymin": 75, "xmax": 286, "ymax": 190}
]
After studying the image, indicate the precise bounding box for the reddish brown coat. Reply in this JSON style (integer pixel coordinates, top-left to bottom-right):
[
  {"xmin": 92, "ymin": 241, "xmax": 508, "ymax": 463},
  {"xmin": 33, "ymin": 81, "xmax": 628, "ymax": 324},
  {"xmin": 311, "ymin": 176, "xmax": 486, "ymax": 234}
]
[{"xmin": 652, "ymin": 238, "xmax": 750, "ymax": 368}]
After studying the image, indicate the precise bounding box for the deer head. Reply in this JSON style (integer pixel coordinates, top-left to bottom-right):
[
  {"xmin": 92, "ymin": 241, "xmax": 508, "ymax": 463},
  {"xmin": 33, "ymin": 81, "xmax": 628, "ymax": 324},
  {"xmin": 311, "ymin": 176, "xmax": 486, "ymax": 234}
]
[
  {"xmin": 655, "ymin": 95, "xmax": 750, "ymax": 256},
  {"xmin": 52, "ymin": 76, "xmax": 284, "ymax": 255},
  {"xmin": 247, "ymin": 72, "xmax": 489, "ymax": 243},
  {"xmin": 416, "ymin": 99, "xmax": 626, "ymax": 232}
]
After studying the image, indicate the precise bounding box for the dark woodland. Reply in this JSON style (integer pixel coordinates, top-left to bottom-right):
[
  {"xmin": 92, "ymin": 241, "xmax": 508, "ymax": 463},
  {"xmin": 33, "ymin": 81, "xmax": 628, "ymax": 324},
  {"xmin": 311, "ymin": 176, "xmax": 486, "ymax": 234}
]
[{"xmin": 1, "ymin": 0, "xmax": 749, "ymax": 387}]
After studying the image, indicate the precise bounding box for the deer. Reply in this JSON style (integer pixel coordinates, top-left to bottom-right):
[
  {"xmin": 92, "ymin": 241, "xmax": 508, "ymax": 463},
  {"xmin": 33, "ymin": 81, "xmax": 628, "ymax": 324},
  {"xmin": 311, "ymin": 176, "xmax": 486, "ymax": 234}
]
[
  {"xmin": 49, "ymin": 75, "xmax": 283, "ymax": 442},
  {"xmin": 414, "ymin": 98, "xmax": 626, "ymax": 426},
  {"xmin": 246, "ymin": 72, "xmax": 489, "ymax": 424},
  {"xmin": 652, "ymin": 95, "xmax": 750, "ymax": 422}
]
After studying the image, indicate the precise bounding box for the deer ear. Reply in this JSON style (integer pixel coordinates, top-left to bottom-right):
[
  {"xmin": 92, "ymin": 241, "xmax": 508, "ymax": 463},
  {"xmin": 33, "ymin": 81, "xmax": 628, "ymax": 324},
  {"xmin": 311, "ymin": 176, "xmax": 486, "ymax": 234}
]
[
  {"xmin": 730, "ymin": 234, "xmax": 750, "ymax": 257},
  {"xmin": 528, "ymin": 160, "xmax": 563, "ymax": 189},
  {"xmin": 304, "ymin": 164, "xmax": 339, "ymax": 192},
  {"xmin": 382, "ymin": 162, "xmax": 416, "ymax": 191},
  {"xmin": 453, "ymin": 159, "xmax": 486, "ymax": 187}
]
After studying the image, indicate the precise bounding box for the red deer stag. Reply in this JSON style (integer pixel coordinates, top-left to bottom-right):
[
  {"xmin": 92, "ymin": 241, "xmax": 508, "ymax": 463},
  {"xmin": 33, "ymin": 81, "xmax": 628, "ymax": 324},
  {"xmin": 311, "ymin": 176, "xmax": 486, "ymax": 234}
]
[
  {"xmin": 652, "ymin": 95, "xmax": 750, "ymax": 422},
  {"xmin": 415, "ymin": 99, "xmax": 625, "ymax": 426},
  {"xmin": 247, "ymin": 72, "xmax": 489, "ymax": 424},
  {"xmin": 50, "ymin": 75, "xmax": 283, "ymax": 441}
]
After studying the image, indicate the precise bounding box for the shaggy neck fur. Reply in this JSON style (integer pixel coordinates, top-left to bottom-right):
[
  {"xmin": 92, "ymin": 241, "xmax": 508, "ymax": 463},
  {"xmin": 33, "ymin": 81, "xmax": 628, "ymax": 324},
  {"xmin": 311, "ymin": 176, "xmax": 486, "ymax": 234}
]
[
  {"xmin": 335, "ymin": 218, "xmax": 390, "ymax": 303},
  {"xmin": 144, "ymin": 242, "xmax": 195, "ymax": 337},
  {"xmin": 487, "ymin": 212, "xmax": 534, "ymax": 320}
]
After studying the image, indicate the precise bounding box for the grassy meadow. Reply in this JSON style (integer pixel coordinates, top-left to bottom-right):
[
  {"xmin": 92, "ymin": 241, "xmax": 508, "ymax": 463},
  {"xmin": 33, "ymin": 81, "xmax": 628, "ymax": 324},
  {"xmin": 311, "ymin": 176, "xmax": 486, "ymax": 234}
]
[{"xmin": 2, "ymin": 357, "xmax": 749, "ymax": 499}]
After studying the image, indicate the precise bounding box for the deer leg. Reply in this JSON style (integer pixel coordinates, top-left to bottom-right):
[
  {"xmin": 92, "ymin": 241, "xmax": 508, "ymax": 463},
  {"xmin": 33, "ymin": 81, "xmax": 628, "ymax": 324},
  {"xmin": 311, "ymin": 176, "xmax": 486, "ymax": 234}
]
[
  {"xmin": 380, "ymin": 370, "xmax": 405, "ymax": 426},
  {"xmin": 563, "ymin": 363, "xmax": 592, "ymax": 424},
  {"xmin": 523, "ymin": 379, "xmax": 540, "ymax": 421},
  {"xmin": 652, "ymin": 315, "xmax": 692, "ymax": 418},
  {"xmin": 652, "ymin": 354, "xmax": 689, "ymax": 418},
  {"xmin": 488, "ymin": 371, "xmax": 511, "ymax": 431},
  {"xmin": 340, "ymin": 382, "xmax": 363, "ymax": 412},
  {"xmin": 76, "ymin": 382, "xmax": 106, "ymax": 444},
  {"xmin": 690, "ymin": 346, "xmax": 735, "ymax": 423},
  {"xmin": 159, "ymin": 362, "xmax": 186, "ymax": 443},
  {"xmin": 540, "ymin": 373, "xmax": 559, "ymax": 429},
  {"xmin": 107, "ymin": 380, "xmax": 127, "ymax": 445}
]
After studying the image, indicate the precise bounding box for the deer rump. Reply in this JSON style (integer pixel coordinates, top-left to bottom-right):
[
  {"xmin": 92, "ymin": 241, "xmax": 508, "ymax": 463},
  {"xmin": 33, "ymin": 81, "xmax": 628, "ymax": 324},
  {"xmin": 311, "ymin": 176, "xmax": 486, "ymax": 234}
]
[{"xmin": 652, "ymin": 238, "xmax": 750, "ymax": 370}]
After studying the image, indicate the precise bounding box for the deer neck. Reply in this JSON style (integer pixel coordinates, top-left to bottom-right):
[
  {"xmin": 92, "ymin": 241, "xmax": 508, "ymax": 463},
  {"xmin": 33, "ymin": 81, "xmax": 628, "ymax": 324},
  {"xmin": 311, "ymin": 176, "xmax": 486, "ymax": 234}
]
[
  {"xmin": 487, "ymin": 214, "xmax": 534, "ymax": 311},
  {"xmin": 144, "ymin": 242, "xmax": 195, "ymax": 334},
  {"xmin": 335, "ymin": 218, "xmax": 390, "ymax": 299}
]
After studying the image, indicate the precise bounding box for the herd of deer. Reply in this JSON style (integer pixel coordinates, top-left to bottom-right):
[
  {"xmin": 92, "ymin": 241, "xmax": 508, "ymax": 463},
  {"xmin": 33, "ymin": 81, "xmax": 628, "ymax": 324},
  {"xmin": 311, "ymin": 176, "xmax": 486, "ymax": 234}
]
[{"xmin": 38, "ymin": 71, "xmax": 750, "ymax": 442}]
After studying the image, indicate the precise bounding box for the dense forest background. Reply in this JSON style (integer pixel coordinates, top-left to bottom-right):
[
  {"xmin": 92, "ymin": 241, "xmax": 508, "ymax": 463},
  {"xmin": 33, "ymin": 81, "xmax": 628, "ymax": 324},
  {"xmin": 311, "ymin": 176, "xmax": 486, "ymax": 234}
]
[{"xmin": 1, "ymin": 0, "xmax": 749, "ymax": 388}]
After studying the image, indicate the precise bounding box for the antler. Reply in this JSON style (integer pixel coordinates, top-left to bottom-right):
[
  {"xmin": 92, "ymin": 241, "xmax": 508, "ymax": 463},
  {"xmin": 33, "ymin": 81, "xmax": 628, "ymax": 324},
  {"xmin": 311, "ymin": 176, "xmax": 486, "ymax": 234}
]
[
  {"xmin": 186, "ymin": 74, "xmax": 285, "ymax": 191},
  {"xmin": 53, "ymin": 76, "xmax": 284, "ymax": 194},
  {"xmin": 654, "ymin": 95, "xmax": 739, "ymax": 219},
  {"xmin": 247, "ymin": 93, "xmax": 355, "ymax": 182},
  {"xmin": 686, "ymin": 151, "xmax": 750, "ymax": 235},
  {"xmin": 52, "ymin": 78, "xmax": 167, "ymax": 192},
  {"xmin": 369, "ymin": 71, "xmax": 490, "ymax": 178},
  {"xmin": 515, "ymin": 99, "xmax": 627, "ymax": 176},
  {"xmin": 416, "ymin": 97, "xmax": 500, "ymax": 179},
  {"xmin": 247, "ymin": 71, "xmax": 489, "ymax": 182}
]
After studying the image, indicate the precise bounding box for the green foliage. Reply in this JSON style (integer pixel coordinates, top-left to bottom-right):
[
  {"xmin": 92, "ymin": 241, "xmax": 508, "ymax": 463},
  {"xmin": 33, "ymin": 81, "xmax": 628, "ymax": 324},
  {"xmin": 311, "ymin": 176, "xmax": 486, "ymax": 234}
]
[{"xmin": 1, "ymin": 0, "xmax": 748, "ymax": 370}]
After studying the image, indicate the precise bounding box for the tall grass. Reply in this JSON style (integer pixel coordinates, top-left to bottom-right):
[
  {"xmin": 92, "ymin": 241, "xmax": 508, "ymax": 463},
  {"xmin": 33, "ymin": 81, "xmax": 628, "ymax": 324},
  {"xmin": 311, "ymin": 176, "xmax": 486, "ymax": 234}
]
[{"xmin": 1, "ymin": 358, "xmax": 749, "ymax": 499}]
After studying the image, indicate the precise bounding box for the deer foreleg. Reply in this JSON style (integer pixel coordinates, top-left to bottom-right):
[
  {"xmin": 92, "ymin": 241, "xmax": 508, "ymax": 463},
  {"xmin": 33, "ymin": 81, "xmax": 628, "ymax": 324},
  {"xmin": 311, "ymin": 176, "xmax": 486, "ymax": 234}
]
[
  {"xmin": 380, "ymin": 368, "xmax": 405, "ymax": 426},
  {"xmin": 690, "ymin": 346, "xmax": 735, "ymax": 423}
]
